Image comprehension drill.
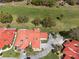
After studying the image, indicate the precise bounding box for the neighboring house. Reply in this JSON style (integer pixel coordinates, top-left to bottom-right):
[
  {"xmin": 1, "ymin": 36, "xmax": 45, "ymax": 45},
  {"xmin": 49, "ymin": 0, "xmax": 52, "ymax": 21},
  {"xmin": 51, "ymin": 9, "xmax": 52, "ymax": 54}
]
[
  {"xmin": 14, "ymin": 28, "xmax": 48, "ymax": 51},
  {"xmin": 0, "ymin": 28, "xmax": 16, "ymax": 49},
  {"xmin": 63, "ymin": 39, "xmax": 79, "ymax": 59},
  {"xmin": 0, "ymin": 28, "xmax": 48, "ymax": 52}
]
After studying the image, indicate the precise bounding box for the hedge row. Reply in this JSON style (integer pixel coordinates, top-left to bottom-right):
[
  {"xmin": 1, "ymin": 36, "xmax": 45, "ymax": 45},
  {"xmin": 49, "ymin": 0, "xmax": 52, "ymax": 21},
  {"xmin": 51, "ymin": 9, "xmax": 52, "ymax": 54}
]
[{"xmin": 0, "ymin": 12, "xmax": 29, "ymax": 23}]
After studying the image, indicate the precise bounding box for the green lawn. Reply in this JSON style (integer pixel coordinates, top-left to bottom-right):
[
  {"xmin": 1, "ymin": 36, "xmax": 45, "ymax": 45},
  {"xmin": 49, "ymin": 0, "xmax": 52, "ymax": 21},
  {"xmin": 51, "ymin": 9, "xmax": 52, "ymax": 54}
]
[
  {"xmin": 0, "ymin": 6, "xmax": 79, "ymax": 31},
  {"xmin": 25, "ymin": 46, "xmax": 38, "ymax": 56},
  {"xmin": 0, "ymin": 6, "xmax": 79, "ymax": 19},
  {"xmin": 2, "ymin": 49, "xmax": 20, "ymax": 57},
  {"xmin": 0, "ymin": 5, "xmax": 79, "ymax": 58},
  {"xmin": 41, "ymin": 52, "xmax": 59, "ymax": 59}
]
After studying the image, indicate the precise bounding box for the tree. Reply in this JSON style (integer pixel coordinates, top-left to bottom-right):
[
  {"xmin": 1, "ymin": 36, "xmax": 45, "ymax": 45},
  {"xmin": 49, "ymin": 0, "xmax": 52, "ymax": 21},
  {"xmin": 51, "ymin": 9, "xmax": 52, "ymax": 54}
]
[
  {"xmin": 64, "ymin": 0, "xmax": 77, "ymax": 5},
  {"xmin": 26, "ymin": 0, "xmax": 32, "ymax": 5},
  {"xmin": 56, "ymin": 14, "xmax": 64, "ymax": 21},
  {"xmin": 14, "ymin": 0, "xmax": 24, "ymax": 2},
  {"xmin": 32, "ymin": 18, "xmax": 41, "ymax": 26},
  {"xmin": 76, "ymin": 0, "xmax": 79, "ymax": 5},
  {"xmin": 2, "ymin": 0, "xmax": 12, "ymax": 2},
  {"xmin": 69, "ymin": 27, "xmax": 79, "ymax": 40},
  {"xmin": 31, "ymin": 0, "xmax": 58, "ymax": 7},
  {"xmin": 16, "ymin": 15, "xmax": 29, "ymax": 23},
  {"xmin": 31, "ymin": 0, "xmax": 43, "ymax": 6},
  {"xmin": 6, "ymin": 24, "xmax": 11, "ymax": 28},
  {"xmin": 41, "ymin": 16, "xmax": 56, "ymax": 28},
  {"xmin": 44, "ymin": 0, "xmax": 57, "ymax": 7},
  {"xmin": 0, "ymin": 13, "xmax": 13, "ymax": 23}
]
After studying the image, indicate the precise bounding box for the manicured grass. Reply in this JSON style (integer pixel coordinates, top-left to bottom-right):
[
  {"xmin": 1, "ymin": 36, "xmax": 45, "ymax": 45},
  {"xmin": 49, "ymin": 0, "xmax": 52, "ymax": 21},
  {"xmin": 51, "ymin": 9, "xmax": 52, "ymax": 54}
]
[
  {"xmin": 2, "ymin": 49, "xmax": 20, "ymax": 57},
  {"xmin": 0, "ymin": 6, "xmax": 79, "ymax": 31},
  {"xmin": 41, "ymin": 52, "xmax": 59, "ymax": 59},
  {"xmin": 0, "ymin": 6, "xmax": 79, "ymax": 19},
  {"xmin": 25, "ymin": 46, "xmax": 38, "ymax": 56},
  {"xmin": 0, "ymin": 5, "xmax": 79, "ymax": 58}
]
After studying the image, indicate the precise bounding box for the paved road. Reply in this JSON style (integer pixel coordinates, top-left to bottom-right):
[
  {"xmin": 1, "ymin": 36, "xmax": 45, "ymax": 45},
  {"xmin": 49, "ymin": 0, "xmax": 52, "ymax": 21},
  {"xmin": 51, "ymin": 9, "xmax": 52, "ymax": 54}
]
[
  {"xmin": 0, "ymin": 57, "xmax": 17, "ymax": 59},
  {"xmin": 19, "ymin": 51, "xmax": 27, "ymax": 59},
  {"xmin": 48, "ymin": 34, "xmax": 64, "ymax": 45}
]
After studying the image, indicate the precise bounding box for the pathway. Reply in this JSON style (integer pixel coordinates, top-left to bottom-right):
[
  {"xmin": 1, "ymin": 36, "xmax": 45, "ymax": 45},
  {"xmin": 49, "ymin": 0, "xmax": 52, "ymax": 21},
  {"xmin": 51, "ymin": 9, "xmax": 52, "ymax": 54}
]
[
  {"xmin": 30, "ymin": 33, "xmax": 64, "ymax": 59},
  {"xmin": 0, "ymin": 57, "xmax": 17, "ymax": 59},
  {"xmin": 30, "ymin": 34, "xmax": 55, "ymax": 59}
]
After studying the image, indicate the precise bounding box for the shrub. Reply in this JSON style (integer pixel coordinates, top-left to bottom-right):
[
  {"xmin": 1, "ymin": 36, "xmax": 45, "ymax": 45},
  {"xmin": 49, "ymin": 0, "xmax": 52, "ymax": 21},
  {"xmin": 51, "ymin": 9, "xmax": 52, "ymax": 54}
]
[
  {"xmin": 76, "ymin": 0, "xmax": 79, "ymax": 5},
  {"xmin": 2, "ymin": 0, "xmax": 24, "ymax": 2},
  {"xmin": 60, "ymin": 14, "xmax": 64, "ymax": 18},
  {"xmin": 69, "ymin": 27, "xmax": 79, "ymax": 40},
  {"xmin": 3, "ymin": 0, "xmax": 12, "ymax": 2},
  {"xmin": 31, "ymin": 0, "xmax": 57, "ymax": 7},
  {"xmin": 14, "ymin": 0, "xmax": 24, "ymax": 2},
  {"xmin": 56, "ymin": 16, "xmax": 61, "ymax": 20},
  {"xmin": 64, "ymin": 0, "xmax": 77, "ymax": 5},
  {"xmin": 6, "ymin": 24, "xmax": 11, "ymax": 28},
  {"xmin": 44, "ymin": 0, "xmax": 56, "ymax": 7},
  {"xmin": 56, "ymin": 14, "xmax": 64, "ymax": 20},
  {"xmin": 41, "ymin": 16, "xmax": 56, "ymax": 28},
  {"xmin": 0, "ymin": 13, "xmax": 13, "ymax": 23},
  {"xmin": 31, "ymin": 0, "xmax": 43, "ymax": 6},
  {"xmin": 16, "ymin": 15, "xmax": 29, "ymax": 23},
  {"xmin": 32, "ymin": 18, "xmax": 41, "ymax": 26}
]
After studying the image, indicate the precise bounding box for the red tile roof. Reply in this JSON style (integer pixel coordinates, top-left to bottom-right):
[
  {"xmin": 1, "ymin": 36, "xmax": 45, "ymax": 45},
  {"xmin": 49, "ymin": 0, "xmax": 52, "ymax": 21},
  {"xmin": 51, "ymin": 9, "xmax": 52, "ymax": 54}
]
[
  {"xmin": 32, "ymin": 40, "xmax": 40, "ymax": 48},
  {"xmin": 0, "ymin": 28, "xmax": 16, "ymax": 48},
  {"xmin": 0, "ymin": 28, "xmax": 48, "ymax": 50},
  {"xmin": 40, "ymin": 32, "xmax": 48, "ymax": 39},
  {"xmin": 0, "ymin": 39, "xmax": 4, "ymax": 48},
  {"xmin": 63, "ymin": 40, "xmax": 79, "ymax": 59},
  {"xmin": 14, "ymin": 29, "xmax": 48, "ymax": 49},
  {"xmin": 20, "ymin": 39, "xmax": 29, "ymax": 49},
  {"xmin": 14, "ymin": 29, "xmax": 31, "ymax": 49}
]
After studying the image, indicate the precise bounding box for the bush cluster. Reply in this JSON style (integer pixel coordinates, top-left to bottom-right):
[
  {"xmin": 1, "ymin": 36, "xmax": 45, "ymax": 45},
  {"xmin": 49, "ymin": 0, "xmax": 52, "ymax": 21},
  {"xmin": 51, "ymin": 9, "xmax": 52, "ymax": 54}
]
[
  {"xmin": 32, "ymin": 18, "xmax": 41, "ymax": 26},
  {"xmin": 0, "ymin": 13, "xmax": 13, "ymax": 23},
  {"xmin": 0, "ymin": 11, "xmax": 56, "ymax": 29},
  {"xmin": 64, "ymin": 0, "xmax": 77, "ymax": 5},
  {"xmin": 1, "ymin": 0, "xmax": 24, "ymax": 2},
  {"xmin": 31, "ymin": 0, "xmax": 57, "ymax": 7},
  {"xmin": 16, "ymin": 15, "xmax": 29, "ymax": 23},
  {"xmin": 32, "ymin": 16, "xmax": 56, "ymax": 28},
  {"xmin": 41, "ymin": 16, "xmax": 56, "ymax": 28}
]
